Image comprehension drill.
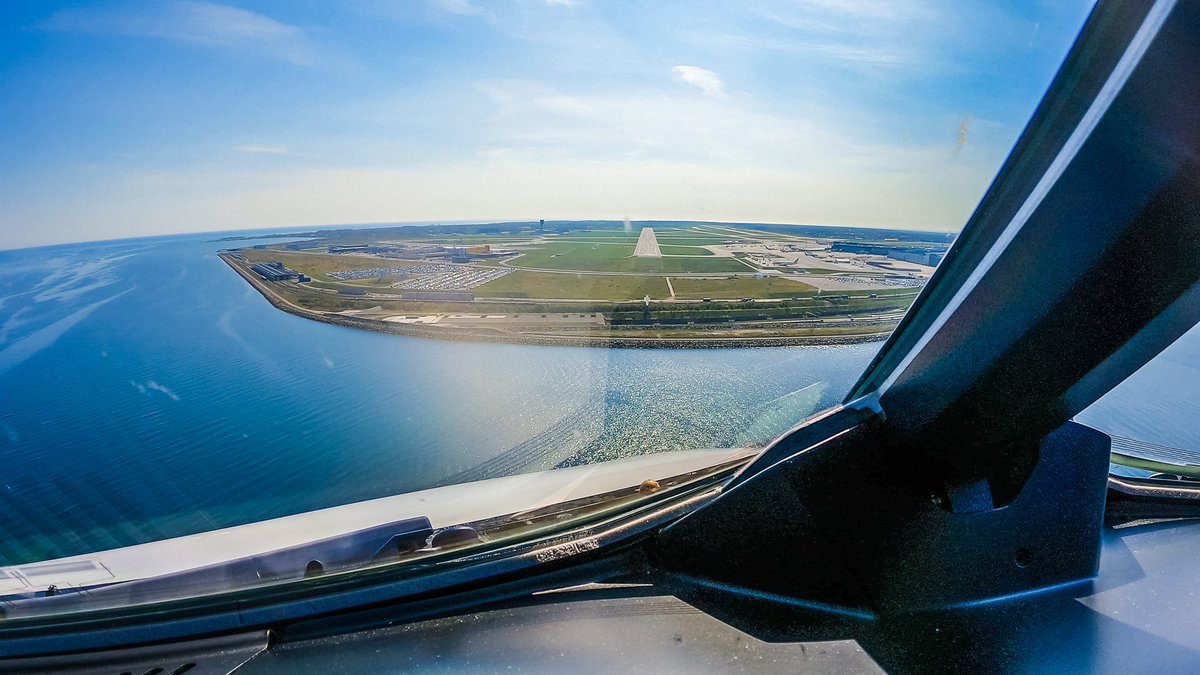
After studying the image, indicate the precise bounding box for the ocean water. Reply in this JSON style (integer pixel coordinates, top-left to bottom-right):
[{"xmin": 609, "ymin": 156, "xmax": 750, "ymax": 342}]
[
  {"xmin": 0, "ymin": 235, "xmax": 875, "ymax": 565},
  {"xmin": 0, "ymin": 233, "xmax": 1195, "ymax": 566}
]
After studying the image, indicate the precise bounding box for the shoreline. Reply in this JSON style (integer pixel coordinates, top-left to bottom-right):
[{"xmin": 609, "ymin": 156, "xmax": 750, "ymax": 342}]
[{"xmin": 220, "ymin": 252, "xmax": 893, "ymax": 349}]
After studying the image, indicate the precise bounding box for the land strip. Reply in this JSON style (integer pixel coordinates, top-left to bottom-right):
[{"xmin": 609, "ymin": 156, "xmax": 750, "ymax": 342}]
[{"xmin": 220, "ymin": 221, "xmax": 942, "ymax": 347}]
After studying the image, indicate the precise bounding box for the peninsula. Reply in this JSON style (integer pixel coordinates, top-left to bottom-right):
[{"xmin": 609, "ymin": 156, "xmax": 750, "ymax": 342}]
[{"xmin": 220, "ymin": 220, "xmax": 949, "ymax": 348}]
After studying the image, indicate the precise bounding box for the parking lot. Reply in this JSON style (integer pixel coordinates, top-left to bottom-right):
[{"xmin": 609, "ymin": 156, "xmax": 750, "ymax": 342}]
[
  {"xmin": 390, "ymin": 264, "xmax": 511, "ymax": 290},
  {"xmin": 329, "ymin": 267, "xmax": 411, "ymax": 280}
]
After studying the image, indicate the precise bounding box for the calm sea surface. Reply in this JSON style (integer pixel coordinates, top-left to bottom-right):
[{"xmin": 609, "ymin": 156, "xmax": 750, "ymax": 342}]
[{"xmin": 0, "ymin": 233, "xmax": 1195, "ymax": 565}]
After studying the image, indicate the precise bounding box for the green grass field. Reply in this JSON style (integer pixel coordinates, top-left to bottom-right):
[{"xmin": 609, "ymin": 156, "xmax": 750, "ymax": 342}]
[
  {"xmin": 653, "ymin": 238, "xmax": 733, "ymax": 246},
  {"xmin": 407, "ymin": 236, "xmax": 538, "ymax": 245},
  {"xmin": 553, "ymin": 236, "xmax": 727, "ymax": 247},
  {"xmin": 657, "ymin": 245, "xmax": 713, "ymax": 256},
  {"xmin": 235, "ymin": 227, "xmax": 925, "ymax": 315},
  {"xmin": 474, "ymin": 271, "xmax": 670, "ymax": 300},
  {"xmin": 239, "ymin": 249, "xmax": 415, "ymax": 279},
  {"xmin": 550, "ymin": 232, "xmax": 638, "ymax": 241},
  {"xmin": 471, "ymin": 268, "xmax": 826, "ymax": 302},
  {"xmin": 670, "ymin": 276, "xmax": 817, "ymax": 299},
  {"xmin": 554, "ymin": 228, "xmax": 732, "ymax": 246},
  {"xmin": 507, "ymin": 242, "xmax": 748, "ymax": 273}
]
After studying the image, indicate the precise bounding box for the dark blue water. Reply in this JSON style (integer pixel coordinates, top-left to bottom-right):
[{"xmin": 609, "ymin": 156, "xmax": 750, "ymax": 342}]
[
  {"xmin": 0, "ymin": 234, "xmax": 876, "ymax": 565},
  {"xmin": 1, "ymin": 234, "xmax": 1195, "ymax": 566}
]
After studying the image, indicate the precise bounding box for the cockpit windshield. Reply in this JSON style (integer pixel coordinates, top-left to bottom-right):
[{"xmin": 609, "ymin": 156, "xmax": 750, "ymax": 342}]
[{"xmin": 0, "ymin": 1, "xmax": 1098, "ymax": 617}]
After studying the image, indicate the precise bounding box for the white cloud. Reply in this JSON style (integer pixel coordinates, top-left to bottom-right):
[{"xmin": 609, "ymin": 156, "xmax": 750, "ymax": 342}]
[
  {"xmin": 234, "ymin": 145, "xmax": 289, "ymax": 155},
  {"xmin": 686, "ymin": 0, "xmax": 943, "ymax": 72},
  {"xmin": 671, "ymin": 66, "xmax": 726, "ymax": 97},
  {"xmin": 421, "ymin": 0, "xmax": 626, "ymax": 60},
  {"xmin": 432, "ymin": 0, "xmax": 489, "ymax": 17},
  {"xmin": 475, "ymin": 79, "xmax": 923, "ymax": 171},
  {"xmin": 4, "ymin": 143, "xmax": 991, "ymax": 249},
  {"xmin": 0, "ymin": 72, "xmax": 1001, "ymax": 247},
  {"xmin": 761, "ymin": 0, "xmax": 932, "ymax": 25},
  {"xmin": 749, "ymin": 0, "xmax": 936, "ymax": 37},
  {"xmin": 41, "ymin": 1, "xmax": 318, "ymax": 66}
]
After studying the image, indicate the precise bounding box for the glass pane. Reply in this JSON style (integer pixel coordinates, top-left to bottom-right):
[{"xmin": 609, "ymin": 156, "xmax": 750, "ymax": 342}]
[
  {"xmin": 0, "ymin": 0, "xmax": 1094, "ymax": 611},
  {"xmin": 1077, "ymin": 323, "xmax": 1200, "ymax": 479}
]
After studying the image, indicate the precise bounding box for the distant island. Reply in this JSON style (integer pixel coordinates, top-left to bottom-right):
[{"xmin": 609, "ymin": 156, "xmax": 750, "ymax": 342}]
[{"xmin": 220, "ymin": 220, "xmax": 950, "ymax": 348}]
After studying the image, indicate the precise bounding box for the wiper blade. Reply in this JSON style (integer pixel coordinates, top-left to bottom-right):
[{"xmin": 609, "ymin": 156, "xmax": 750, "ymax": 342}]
[{"xmin": 1109, "ymin": 435, "xmax": 1200, "ymax": 480}]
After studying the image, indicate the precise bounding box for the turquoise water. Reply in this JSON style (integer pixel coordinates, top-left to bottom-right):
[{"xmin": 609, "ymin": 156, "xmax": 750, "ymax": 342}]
[
  {"xmin": 1, "ymin": 233, "xmax": 1195, "ymax": 566},
  {"xmin": 0, "ymin": 235, "xmax": 877, "ymax": 565}
]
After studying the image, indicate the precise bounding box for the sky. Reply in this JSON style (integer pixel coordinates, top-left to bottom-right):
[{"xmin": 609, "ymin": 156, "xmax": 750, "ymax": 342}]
[{"xmin": 0, "ymin": 0, "xmax": 1095, "ymax": 250}]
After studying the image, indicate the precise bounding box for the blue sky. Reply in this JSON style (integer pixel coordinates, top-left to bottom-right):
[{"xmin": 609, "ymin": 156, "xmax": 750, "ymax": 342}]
[{"xmin": 0, "ymin": 0, "xmax": 1094, "ymax": 249}]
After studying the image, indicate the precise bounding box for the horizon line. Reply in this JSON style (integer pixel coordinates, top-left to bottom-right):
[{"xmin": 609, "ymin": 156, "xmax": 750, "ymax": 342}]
[{"xmin": 0, "ymin": 218, "xmax": 959, "ymax": 253}]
